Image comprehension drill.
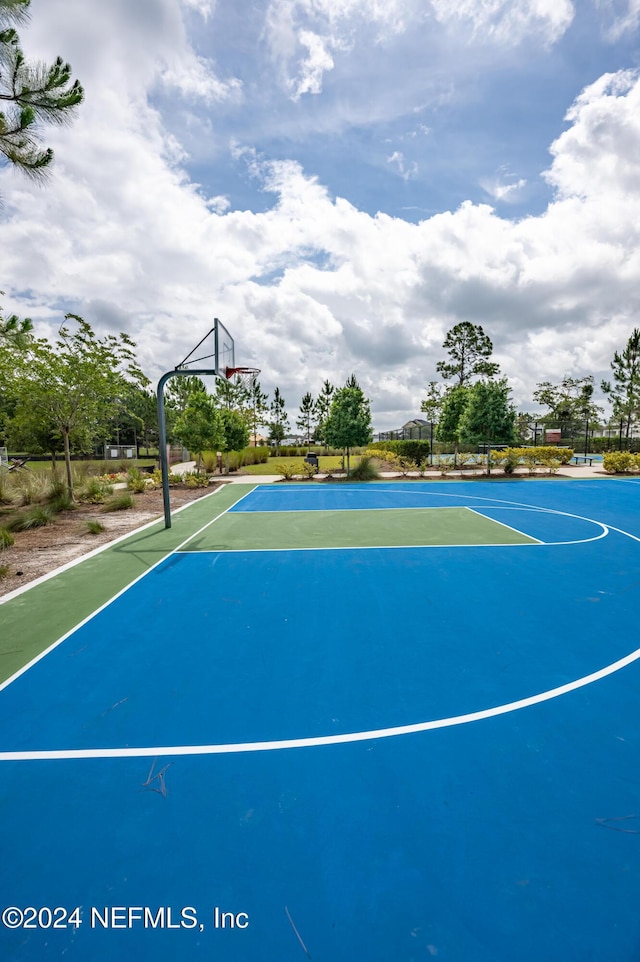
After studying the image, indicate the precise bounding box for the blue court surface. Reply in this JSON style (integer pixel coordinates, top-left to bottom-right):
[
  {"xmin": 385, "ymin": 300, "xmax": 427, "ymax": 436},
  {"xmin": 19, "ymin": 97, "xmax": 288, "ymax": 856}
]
[{"xmin": 1, "ymin": 479, "xmax": 640, "ymax": 961}]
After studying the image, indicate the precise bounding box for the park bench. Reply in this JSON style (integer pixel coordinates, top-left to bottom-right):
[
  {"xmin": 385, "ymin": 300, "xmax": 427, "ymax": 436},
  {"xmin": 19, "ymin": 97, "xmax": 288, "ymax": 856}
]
[{"xmin": 571, "ymin": 456, "xmax": 594, "ymax": 466}]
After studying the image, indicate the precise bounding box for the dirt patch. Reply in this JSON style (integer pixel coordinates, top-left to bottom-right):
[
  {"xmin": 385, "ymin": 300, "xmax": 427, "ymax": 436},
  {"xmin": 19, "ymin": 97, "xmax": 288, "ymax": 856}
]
[{"xmin": 0, "ymin": 485, "xmax": 223, "ymax": 598}]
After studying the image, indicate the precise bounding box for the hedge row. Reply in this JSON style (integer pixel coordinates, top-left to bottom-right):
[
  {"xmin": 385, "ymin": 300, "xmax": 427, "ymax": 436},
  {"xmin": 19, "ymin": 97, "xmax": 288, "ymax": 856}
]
[{"xmin": 491, "ymin": 446, "xmax": 575, "ymax": 465}]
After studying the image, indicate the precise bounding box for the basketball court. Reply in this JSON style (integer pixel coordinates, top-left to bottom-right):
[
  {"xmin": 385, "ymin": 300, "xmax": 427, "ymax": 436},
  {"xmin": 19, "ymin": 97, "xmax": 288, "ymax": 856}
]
[{"xmin": 1, "ymin": 476, "xmax": 640, "ymax": 961}]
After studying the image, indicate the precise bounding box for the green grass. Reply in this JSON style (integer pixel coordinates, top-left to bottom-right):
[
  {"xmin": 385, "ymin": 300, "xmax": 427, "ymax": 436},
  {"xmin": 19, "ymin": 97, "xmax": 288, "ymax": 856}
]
[
  {"xmin": 12, "ymin": 458, "xmax": 156, "ymax": 476},
  {"xmin": 240, "ymin": 455, "xmax": 355, "ymax": 475}
]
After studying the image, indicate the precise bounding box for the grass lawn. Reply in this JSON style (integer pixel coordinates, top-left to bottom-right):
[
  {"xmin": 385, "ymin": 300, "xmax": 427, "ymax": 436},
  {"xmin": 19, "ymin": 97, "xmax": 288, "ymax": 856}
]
[{"xmin": 10, "ymin": 458, "xmax": 157, "ymax": 476}]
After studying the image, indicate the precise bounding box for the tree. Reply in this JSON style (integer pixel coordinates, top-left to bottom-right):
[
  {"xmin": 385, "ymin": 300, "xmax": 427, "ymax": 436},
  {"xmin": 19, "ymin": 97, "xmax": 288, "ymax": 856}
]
[
  {"xmin": 435, "ymin": 385, "xmax": 470, "ymax": 462},
  {"xmin": 166, "ymin": 375, "xmax": 207, "ymax": 415},
  {"xmin": 214, "ymin": 375, "xmax": 248, "ymax": 413},
  {"xmin": 269, "ymin": 387, "xmax": 289, "ymax": 451},
  {"xmin": 7, "ymin": 315, "xmax": 146, "ymax": 493},
  {"xmin": 246, "ymin": 379, "xmax": 269, "ymax": 446},
  {"xmin": 457, "ymin": 378, "xmax": 517, "ymax": 448},
  {"xmin": 296, "ymin": 391, "xmax": 315, "ymax": 446},
  {"xmin": 174, "ymin": 391, "xmax": 224, "ymax": 472},
  {"xmin": 533, "ymin": 375, "xmax": 602, "ymax": 423},
  {"xmin": 219, "ymin": 407, "xmax": 249, "ymax": 454},
  {"xmin": 601, "ymin": 329, "xmax": 640, "ymax": 442},
  {"xmin": 0, "ymin": 298, "xmax": 32, "ymax": 345},
  {"xmin": 313, "ymin": 379, "xmax": 334, "ymax": 446},
  {"xmin": 436, "ymin": 322, "xmax": 500, "ymax": 386},
  {"xmin": 0, "ymin": 0, "xmax": 84, "ymax": 179},
  {"xmin": 323, "ymin": 375, "xmax": 372, "ymax": 472},
  {"xmin": 420, "ymin": 380, "xmax": 446, "ymax": 423}
]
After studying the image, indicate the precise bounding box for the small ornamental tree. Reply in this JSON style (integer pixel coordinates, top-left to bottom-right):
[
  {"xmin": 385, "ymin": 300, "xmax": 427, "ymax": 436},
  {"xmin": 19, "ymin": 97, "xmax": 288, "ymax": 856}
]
[
  {"xmin": 8, "ymin": 315, "xmax": 146, "ymax": 494},
  {"xmin": 323, "ymin": 375, "xmax": 373, "ymax": 472},
  {"xmin": 220, "ymin": 407, "xmax": 249, "ymax": 454},
  {"xmin": 174, "ymin": 392, "xmax": 225, "ymax": 472}
]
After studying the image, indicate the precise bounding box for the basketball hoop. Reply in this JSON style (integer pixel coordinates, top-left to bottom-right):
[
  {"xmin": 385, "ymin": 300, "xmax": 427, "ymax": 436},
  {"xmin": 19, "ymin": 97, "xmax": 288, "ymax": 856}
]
[{"xmin": 225, "ymin": 366, "xmax": 261, "ymax": 390}]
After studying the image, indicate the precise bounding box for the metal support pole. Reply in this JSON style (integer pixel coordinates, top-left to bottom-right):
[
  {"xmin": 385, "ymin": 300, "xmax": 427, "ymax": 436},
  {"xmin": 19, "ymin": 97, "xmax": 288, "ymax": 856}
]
[{"xmin": 156, "ymin": 367, "xmax": 220, "ymax": 529}]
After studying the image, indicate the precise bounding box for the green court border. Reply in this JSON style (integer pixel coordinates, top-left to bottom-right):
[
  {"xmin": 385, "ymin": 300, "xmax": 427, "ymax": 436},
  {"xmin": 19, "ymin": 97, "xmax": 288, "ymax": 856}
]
[{"xmin": 0, "ymin": 483, "xmax": 254, "ymax": 684}]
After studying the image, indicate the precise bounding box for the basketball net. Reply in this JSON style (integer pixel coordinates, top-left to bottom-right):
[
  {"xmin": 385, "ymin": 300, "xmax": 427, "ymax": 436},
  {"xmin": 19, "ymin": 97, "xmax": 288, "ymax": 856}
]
[{"xmin": 225, "ymin": 366, "xmax": 261, "ymax": 391}]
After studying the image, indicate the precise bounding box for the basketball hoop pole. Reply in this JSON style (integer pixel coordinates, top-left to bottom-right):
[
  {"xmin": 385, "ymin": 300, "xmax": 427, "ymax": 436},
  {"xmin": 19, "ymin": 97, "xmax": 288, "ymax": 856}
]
[{"xmin": 157, "ymin": 367, "xmax": 219, "ymax": 529}]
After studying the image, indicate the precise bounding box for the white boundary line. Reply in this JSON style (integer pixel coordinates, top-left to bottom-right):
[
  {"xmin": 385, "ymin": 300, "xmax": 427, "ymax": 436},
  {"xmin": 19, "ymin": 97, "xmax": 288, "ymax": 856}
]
[
  {"xmin": 465, "ymin": 506, "xmax": 542, "ymax": 543},
  {"xmin": 0, "ymin": 485, "xmax": 256, "ymax": 694},
  {"xmin": 3, "ymin": 645, "xmax": 640, "ymax": 761}
]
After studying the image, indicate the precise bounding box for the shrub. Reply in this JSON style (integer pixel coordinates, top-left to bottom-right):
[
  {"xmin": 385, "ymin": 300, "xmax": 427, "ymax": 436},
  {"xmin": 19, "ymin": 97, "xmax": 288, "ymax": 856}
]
[
  {"xmin": 0, "ymin": 563, "xmax": 9, "ymax": 579},
  {"xmin": 6, "ymin": 505, "xmax": 55, "ymax": 531},
  {"xmin": 84, "ymin": 519, "xmax": 106, "ymax": 535},
  {"xmin": 603, "ymin": 451, "xmax": 640, "ymax": 474},
  {"xmin": 347, "ymin": 456, "xmax": 381, "ymax": 481},
  {"xmin": 368, "ymin": 440, "xmax": 430, "ymax": 464},
  {"xmin": 102, "ymin": 492, "xmax": 134, "ymax": 512},
  {"xmin": 182, "ymin": 472, "xmax": 211, "ymax": 488},
  {"xmin": 126, "ymin": 468, "xmax": 148, "ymax": 493},
  {"xmin": 76, "ymin": 477, "xmax": 113, "ymax": 504},
  {"xmin": 276, "ymin": 461, "xmax": 302, "ymax": 480},
  {"xmin": 0, "ymin": 526, "xmax": 15, "ymax": 549}
]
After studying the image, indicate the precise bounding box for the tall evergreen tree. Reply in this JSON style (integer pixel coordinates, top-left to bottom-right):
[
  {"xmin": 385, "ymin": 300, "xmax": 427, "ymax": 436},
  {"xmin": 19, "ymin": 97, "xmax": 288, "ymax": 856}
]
[
  {"xmin": 296, "ymin": 391, "xmax": 315, "ymax": 446},
  {"xmin": 601, "ymin": 329, "xmax": 640, "ymax": 441},
  {"xmin": 0, "ymin": 0, "xmax": 84, "ymax": 178},
  {"xmin": 246, "ymin": 379, "xmax": 269, "ymax": 446},
  {"xmin": 269, "ymin": 387, "xmax": 289, "ymax": 451},
  {"xmin": 436, "ymin": 322, "xmax": 499, "ymax": 386},
  {"xmin": 313, "ymin": 379, "xmax": 334, "ymax": 446}
]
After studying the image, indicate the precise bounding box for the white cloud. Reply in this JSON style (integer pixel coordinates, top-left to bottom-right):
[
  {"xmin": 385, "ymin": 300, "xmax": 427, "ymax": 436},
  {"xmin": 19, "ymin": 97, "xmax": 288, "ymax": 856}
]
[
  {"xmin": 181, "ymin": 0, "xmax": 216, "ymax": 19},
  {"xmin": 597, "ymin": 0, "xmax": 640, "ymax": 39},
  {"xmin": 430, "ymin": 0, "xmax": 575, "ymax": 46},
  {"xmin": 289, "ymin": 29, "xmax": 336, "ymax": 99},
  {"xmin": 387, "ymin": 151, "xmax": 419, "ymax": 181},
  {"xmin": 480, "ymin": 169, "xmax": 528, "ymax": 202},
  {"xmin": 1, "ymin": 0, "xmax": 639, "ymax": 429}
]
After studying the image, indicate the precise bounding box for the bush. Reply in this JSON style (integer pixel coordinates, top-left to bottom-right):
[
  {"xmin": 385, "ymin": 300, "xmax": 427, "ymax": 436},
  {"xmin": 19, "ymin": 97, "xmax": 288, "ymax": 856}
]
[
  {"xmin": 368, "ymin": 439, "xmax": 430, "ymax": 464},
  {"xmin": 102, "ymin": 492, "xmax": 134, "ymax": 512},
  {"xmin": 347, "ymin": 456, "xmax": 381, "ymax": 481},
  {"xmin": 276, "ymin": 461, "xmax": 302, "ymax": 480},
  {"xmin": 603, "ymin": 451, "xmax": 640, "ymax": 474},
  {"xmin": 126, "ymin": 468, "xmax": 148, "ymax": 493},
  {"xmin": 182, "ymin": 472, "xmax": 211, "ymax": 488},
  {"xmin": 84, "ymin": 519, "xmax": 106, "ymax": 535},
  {"xmin": 76, "ymin": 477, "xmax": 113, "ymax": 504},
  {"xmin": 6, "ymin": 505, "xmax": 55, "ymax": 531}
]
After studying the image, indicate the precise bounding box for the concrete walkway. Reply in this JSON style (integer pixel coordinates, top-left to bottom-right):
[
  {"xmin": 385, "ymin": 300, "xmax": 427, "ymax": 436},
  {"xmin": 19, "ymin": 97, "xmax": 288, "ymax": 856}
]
[{"xmin": 171, "ymin": 460, "xmax": 611, "ymax": 484}]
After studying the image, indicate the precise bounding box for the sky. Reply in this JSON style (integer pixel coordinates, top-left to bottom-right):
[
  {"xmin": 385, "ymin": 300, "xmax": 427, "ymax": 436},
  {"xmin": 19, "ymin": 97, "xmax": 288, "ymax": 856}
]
[{"xmin": 1, "ymin": 0, "xmax": 640, "ymax": 431}]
